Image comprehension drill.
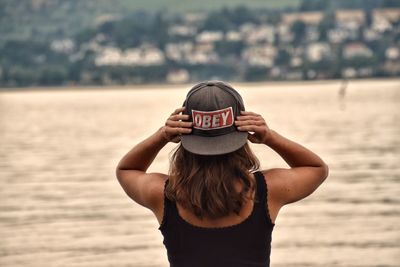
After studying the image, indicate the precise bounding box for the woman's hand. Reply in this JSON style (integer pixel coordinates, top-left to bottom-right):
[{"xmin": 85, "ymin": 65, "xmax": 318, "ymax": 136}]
[
  {"xmin": 235, "ymin": 111, "xmax": 273, "ymax": 144},
  {"xmin": 161, "ymin": 107, "xmax": 192, "ymax": 143}
]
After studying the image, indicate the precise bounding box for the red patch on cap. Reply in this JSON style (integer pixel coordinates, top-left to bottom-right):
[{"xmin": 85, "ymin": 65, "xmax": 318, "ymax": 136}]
[{"xmin": 192, "ymin": 107, "xmax": 234, "ymax": 130}]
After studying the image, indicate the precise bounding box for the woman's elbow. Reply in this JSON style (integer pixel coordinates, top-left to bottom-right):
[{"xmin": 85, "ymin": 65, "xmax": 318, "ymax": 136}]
[
  {"xmin": 320, "ymin": 163, "xmax": 329, "ymax": 181},
  {"xmin": 115, "ymin": 161, "xmax": 129, "ymax": 180}
]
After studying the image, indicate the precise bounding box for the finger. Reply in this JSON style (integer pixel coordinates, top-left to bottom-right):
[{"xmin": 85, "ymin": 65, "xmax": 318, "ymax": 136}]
[
  {"xmin": 235, "ymin": 120, "xmax": 265, "ymax": 126},
  {"xmin": 178, "ymin": 127, "xmax": 192, "ymax": 134},
  {"xmin": 171, "ymin": 135, "xmax": 181, "ymax": 143},
  {"xmin": 165, "ymin": 127, "xmax": 192, "ymax": 135},
  {"xmin": 166, "ymin": 120, "xmax": 193, "ymax": 128},
  {"xmin": 236, "ymin": 115, "xmax": 263, "ymax": 121},
  {"xmin": 172, "ymin": 107, "xmax": 185, "ymax": 115},
  {"xmin": 237, "ymin": 125, "xmax": 262, "ymax": 132},
  {"xmin": 247, "ymin": 133, "xmax": 259, "ymax": 143},
  {"xmin": 240, "ymin": 111, "xmax": 260, "ymax": 116},
  {"xmin": 169, "ymin": 114, "xmax": 190, "ymax": 121}
]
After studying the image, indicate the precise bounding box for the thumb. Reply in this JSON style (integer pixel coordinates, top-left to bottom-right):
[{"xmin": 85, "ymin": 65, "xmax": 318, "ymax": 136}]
[
  {"xmin": 171, "ymin": 135, "xmax": 181, "ymax": 143},
  {"xmin": 247, "ymin": 133, "xmax": 259, "ymax": 143}
]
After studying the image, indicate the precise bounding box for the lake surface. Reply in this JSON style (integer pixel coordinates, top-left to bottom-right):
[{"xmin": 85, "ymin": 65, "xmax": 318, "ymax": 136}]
[{"xmin": 0, "ymin": 79, "xmax": 399, "ymax": 267}]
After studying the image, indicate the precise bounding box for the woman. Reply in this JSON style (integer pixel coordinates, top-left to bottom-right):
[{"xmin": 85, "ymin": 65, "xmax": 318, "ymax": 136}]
[{"xmin": 116, "ymin": 81, "xmax": 329, "ymax": 267}]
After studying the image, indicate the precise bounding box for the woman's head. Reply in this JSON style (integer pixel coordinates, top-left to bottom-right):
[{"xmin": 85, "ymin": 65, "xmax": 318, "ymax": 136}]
[
  {"xmin": 166, "ymin": 81, "xmax": 259, "ymax": 219},
  {"xmin": 181, "ymin": 81, "xmax": 248, "ymax": 156},
  {"xmin": 166, "ymin": 143, "xmax": 260, "ymax": 220}
]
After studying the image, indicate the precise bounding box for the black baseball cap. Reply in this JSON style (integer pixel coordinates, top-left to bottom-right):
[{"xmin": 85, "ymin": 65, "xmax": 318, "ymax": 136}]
[{"xmin": 181, "ymin": 81, "xmax": 248, "ymax": 155}]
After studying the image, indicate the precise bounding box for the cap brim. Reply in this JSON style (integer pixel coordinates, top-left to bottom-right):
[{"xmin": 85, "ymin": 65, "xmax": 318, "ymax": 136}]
[{"xmin": 181, "ymin": 131, "xmax": 248, "ymax": 155}]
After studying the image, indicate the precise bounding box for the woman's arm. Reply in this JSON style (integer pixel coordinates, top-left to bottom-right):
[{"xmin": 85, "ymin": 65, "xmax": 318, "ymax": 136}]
[
  {"xmin": 235, "ymin": 111, "xmax": 329, "ymax": 206},
  {"xmin": 116, "ymin": 107, "xmax": 192, "ymax": 210},
  {"xmin": 261, "ymin": 130, "xmax": 329, "ymax": 205}
]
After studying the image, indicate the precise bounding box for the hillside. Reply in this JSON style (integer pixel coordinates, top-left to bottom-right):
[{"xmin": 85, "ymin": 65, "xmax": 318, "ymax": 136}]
[
  {"xmin": 1, "ymin": 0, "xmax": 399, "ymax": 87},
  {"xmin": 0, "ymin": 0, "xmax": 299, "ymax": 40}
]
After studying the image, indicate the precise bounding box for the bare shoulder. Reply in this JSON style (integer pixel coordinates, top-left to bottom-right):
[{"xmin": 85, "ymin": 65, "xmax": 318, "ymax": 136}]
[
  {"xmin": 259, "ymin": 169, "xmax": 286, "ymax": 223},
  {"xmin": 116, "ymin": 169, "xmax": 168, "ymax": 213},
  {"xmin": 142, "ymin": 172, "xmax": 169, "ymax": 203},
  {"xmin": 261, "ymin": 165, "xmax": 328, "ymax": 207},
  {"xmin": 261, "ymin": 169, "xmax": 289, "ymax": 204}
]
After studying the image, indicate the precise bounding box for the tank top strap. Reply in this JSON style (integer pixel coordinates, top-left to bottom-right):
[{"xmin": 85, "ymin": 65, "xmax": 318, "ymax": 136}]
[
  {"xmin": 254, "ymin": 171, "xmax": 267, "ymax": 203},
  {"xmin": 159, "ymin": 179, "xmax": 179, "ymax": 230},
  {"xmin": 253, "ymin": 171, "xmax": 274, "ymax": 225}
]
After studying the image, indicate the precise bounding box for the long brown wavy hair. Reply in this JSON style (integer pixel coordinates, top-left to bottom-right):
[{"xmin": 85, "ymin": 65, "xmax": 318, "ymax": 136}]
[{"xmin": 166, "ymin": 143, "xmax": 260, "ymax": 219}]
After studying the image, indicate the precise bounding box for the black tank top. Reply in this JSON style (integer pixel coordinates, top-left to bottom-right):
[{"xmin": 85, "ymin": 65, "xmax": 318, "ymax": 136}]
[{"xmin": 158, "ymin": 171, "xmax": 275, "ymax": 267}]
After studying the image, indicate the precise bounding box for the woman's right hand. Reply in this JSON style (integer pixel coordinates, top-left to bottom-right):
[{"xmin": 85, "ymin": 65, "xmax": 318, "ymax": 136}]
[
  {"xmin": 161, "ymin": 107, "xmax": 192, "ymax": 143},
  {"xmin": 235, "ymin": 111, "xmax": 273, "ymax": 144}
]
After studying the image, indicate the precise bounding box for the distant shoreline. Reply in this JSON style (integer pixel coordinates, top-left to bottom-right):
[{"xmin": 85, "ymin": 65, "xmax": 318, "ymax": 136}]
[{"xmin": 1, "ymin": 77, "xmax": 399, "ymax": 93}]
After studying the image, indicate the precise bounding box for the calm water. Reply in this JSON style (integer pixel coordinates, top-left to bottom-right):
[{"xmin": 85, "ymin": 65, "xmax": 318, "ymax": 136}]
[{"xmin": 0, "ymin": 80, "xmax": 399, "ymax": 267}]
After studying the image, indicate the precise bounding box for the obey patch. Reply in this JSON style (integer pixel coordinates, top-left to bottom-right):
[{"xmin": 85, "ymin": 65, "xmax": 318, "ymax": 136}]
[{"xmin": 192, "ymin": 107, "xmax": 234, "ymax": 130}]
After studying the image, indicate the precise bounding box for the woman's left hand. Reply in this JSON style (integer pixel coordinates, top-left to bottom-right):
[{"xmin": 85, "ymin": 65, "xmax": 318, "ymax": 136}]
[
  {"xmin": 235, "ymin": 111, "xmax": 272, "ymax": 144},
  {"xmin": 161, "ymin": 107, "xmax": 192, "ymax": 143}
]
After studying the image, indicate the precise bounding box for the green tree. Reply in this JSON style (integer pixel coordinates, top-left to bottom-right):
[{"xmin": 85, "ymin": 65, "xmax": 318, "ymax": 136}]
[
  {"xmin": 244, "ymin": 67, "xmax": 268, "ymax": 81},
  {"xmin": 229, "ymin": 6, "xmax": 259, "ymax": 26},
  {"xmin": 201, "ymin": 6, "xmax": 259, "ymax": 33},
  {"xmin": 343, "ymin": 56, "xmax": 377, "ymax": 69},
  {"xmin": 291, "ymin": 21, "xmax": 306, "ymax": 45},
  {"xmin": 318, "ymin": 12, "xmax": 335, "ymax": 41},
  {"xmin": 201, "ymin": 11, "xmax": 232, "ymax": 32},
  {"xmin": 382, "ymin": 0, "xmax": 400, "ymax": 7},
  {"xmin": 7, "ymin": 66, "xmax": 38, "ymax": 86},
  {"xmin": 275, "ymin": 49, "xmax": 290, "ymax": 65},
  {"xmin": 299, "ymin": 0, "xmax": 328, "ymax": 11},
  {"xmin": 215, "ymin": 40, "xmax": 245, "ymax": 57},
  {"xmin": 39, "ymin": 66, "xmax": 68, "ymax": 86}
]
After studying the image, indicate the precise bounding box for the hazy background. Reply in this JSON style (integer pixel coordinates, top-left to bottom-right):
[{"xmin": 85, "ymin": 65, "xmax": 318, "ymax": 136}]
[
  {"xmin": 1, "ymin": 0, "xmax": 400, "ymax": 87},
  {"xmin": 1, "ymin": 0, "xmax": 400, "ymax": 266}
]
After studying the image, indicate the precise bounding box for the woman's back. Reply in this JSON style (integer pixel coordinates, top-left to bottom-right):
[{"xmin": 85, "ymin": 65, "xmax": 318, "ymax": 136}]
[{"xmin": 159, "ymin": 171, "xmax": 274, "ymax": 267}]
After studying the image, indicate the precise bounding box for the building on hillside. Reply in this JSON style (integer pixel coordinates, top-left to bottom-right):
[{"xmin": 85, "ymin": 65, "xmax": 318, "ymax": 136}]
[
  {"xmin": 183, "ymin": 12, "xmax": 207, "ymax": 26},
  {"xmin": 385, "ymin": 46, "xmax": 400, "ymax": 60},
  {"xmin": 185, "ymin": 52, "xmax": 219, "ymax": 65},
  {"xmin": 166, "ymin": 69, "xmax": 190, "ymax": 83},
  {"xmin": 383, "ymin": 61, "xmax": 400, "ymax": 75},
  {"xmin": 342, "ymin": 67, "xmax": 373, "ymax": 78},
  {"xmin": 336, "ymin": 10, "xmax": 365, "ymax": 27},
  {"xmin": 290, "ymin": 56, "xmax": 303, "ymax": 67},
  {"xmin": 94, "ymin": 14, "xmax": 120, "ymax": 26},
  {"xmin": 342, "ymin": 42, "xmax": 373, "ymax": 59},
  {"xmin": 372, "ymin": 8, "xmax": 400, "ymax": 32},
  {"xmin": 185, "ymin": 45, "xmax": 219, "ymax": 65},
  {"xmin": 342, "ymin": 67, "xmax": 357, "ymax": 78},
  {"xmin": 242, "ymin": 45, "xmax": 276, "ymax": 67},
  {"xmin": 239, "ymin": 23, "xmax": 257, "ymax": 34},
  {"xmin": 328, "ymin": 28, "xmax": 350, "ymax": 43},
  {"xmin": 305, "ymin": 25, "xmax": 319, "ymax": 42},
  {"xmin": 196, "ymin": 31, "xmax": 224, "ymax": 43},
  {"xmin": 373, "ymin": 8, "xmax": 400, "ymax": 23},
  {"xmin": 335, "ymin": 10, "xmax": 365, "ymax": 41},
  {"xmin": 165, "ymin": 44, "xmax": 182, "ymax": 62},
  {"xmin": 165, "ymin": 42, "xmax": 193, "ymax": 62},
  {"xmin": 50, "ymin": 39, "xmax": 75, "ymax": 53},
  {"xmin": 363, "ymin": 28, "xmax": 381, "ymax": 41},
  {"xmin": 358, "ymin": 67, "xmax": 373, "ymax": 77},
  {"xmin": 168, "ymin": 25, "xmax": 196, "ymax": 37},
  {"xmin": 286, "ymin": 71, "xmax": 303, "ymax": 80},
  {"xmin": 372, "ymin": 17, "xmax": 392, "ymax": 32},
  {"xmin": 282, "ymin": 12, "xmax": 324, "ymax": 25},
  {"xmin": 277, "ymin": 24, "xmax": 294, "ymax": 43},
  {"xmin": 244, "ymin": 24, "xmax": 275, "ymax": 44},
  {"xmin": 194, "ymin": 42, "xmax": 214, "ymax": 53},
  {"xmin": 95, "ymin": 45, "xmax": 165, "ymax": 66},
  {"xmin": 306, "ymin": 42, "xmax": 331, "ymax": 62},
  {"xmin": 226, "ymin": 31, "xmax": 242, "ymax": 42}
]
